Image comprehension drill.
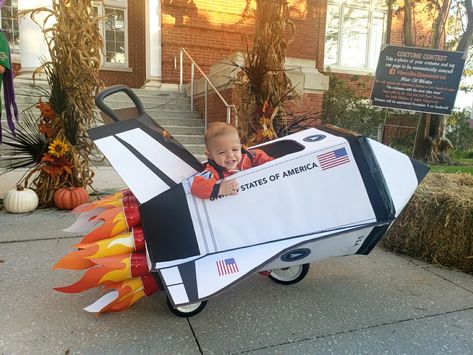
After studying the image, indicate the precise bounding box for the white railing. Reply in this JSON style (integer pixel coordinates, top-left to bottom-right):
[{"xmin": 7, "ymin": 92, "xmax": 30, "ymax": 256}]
[{"xmin": 178, "ymin": 48, "xmax": 237, "ymax": 129}]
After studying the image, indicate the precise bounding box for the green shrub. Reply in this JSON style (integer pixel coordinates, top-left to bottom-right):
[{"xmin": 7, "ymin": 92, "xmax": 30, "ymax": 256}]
[
  {"xmin": 447, "ymin": 107, "xmax": 473, "ymax": 151},
  {"xmin": 322, "ymin": 75, "xmax": 385, "ymax": 140}
]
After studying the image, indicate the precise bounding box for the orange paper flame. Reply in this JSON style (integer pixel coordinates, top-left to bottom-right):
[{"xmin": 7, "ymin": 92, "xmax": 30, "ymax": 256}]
[
  {"xmin": 100, "ymin": 279, "xmax": 145, "ymax": 313},
  {"xmin": 100, "ymin": 274, "xmax": 159, "ymax": 313},
  {"xmin": 80, "ymin": 198, "xmax": 141, "ymax": 244},
  {"xmin": 73, "ymin": 189, "xmax": 132, "ymax": 213},
  {"xmin": 54, "ymin": 253, "xmax": 148, "ymax": 294},
  {"xmin": 80, "ymin": 207, "xmax": 129, "ymax": 244},
  {"xmin": 53, "ymin": 227, "xmax": 145, "ymax": 270}
]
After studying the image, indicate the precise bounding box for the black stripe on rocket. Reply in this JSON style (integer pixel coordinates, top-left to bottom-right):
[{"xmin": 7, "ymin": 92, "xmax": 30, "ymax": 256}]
[
  {"xmin": 140, "ymin": 184, "xmax": 201, "ymax": 264},
  {"xmin": 410, "ymin": 158, "xmax": 430, "ymax": 184},
  {"xmin": 113, "ymin": 134, "xmax": 177, "ymax": 188},
  {"xmin": 178, "ymin": 262, "xmax": 199, "ymax": 303},
  {"xmin": 87, "ymin": 116, "xmax": 203, "ymax": 172},
  {"xmin": 317, "ymin": 126, "xmax": 395, "ymax": 221}
]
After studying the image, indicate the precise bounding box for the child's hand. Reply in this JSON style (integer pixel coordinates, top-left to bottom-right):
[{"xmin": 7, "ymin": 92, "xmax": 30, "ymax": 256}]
[{"xmin": 219, "ymin": 179, "xmax": 239, "ymax": 195}]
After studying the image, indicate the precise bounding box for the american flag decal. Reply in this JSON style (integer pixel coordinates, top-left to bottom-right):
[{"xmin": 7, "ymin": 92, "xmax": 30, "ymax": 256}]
[
  {"xmin": 216, "ymin": 258, "xmax": 239, "ymax": 276},
  {"xmin": 317, "ymin": 147, "xmax": 350, "ymax": 170}
]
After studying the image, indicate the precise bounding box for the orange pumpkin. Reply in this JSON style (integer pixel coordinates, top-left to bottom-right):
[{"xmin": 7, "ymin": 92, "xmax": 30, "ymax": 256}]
[{"xmin": 54, "ymin": 187, "xmax": 89, "ymax": 210}]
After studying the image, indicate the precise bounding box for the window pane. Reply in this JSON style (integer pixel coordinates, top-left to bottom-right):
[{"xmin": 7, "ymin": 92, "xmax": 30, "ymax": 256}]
[
  {"xmin": 90, "ymin": 6, "xmax": 99, "ymax": 17},
  {"xmin": 0, "ymin": 0, "xmax": 20, "ymax": 54},
  {"xmin": 372, "ymin": 0, "xmax": 388, "ymax": 9},
  {"xmin": 368, "ymin": 11, "xmax": 386, "ymax": 70},
  {"xmin": 104, "ymin": 7, "xmax": 126, "ymax": 64},
  {"xmin": 340, "ymin": 8, "xmax": 369, "ymax": 69},
  {"xmin": 324, "ymin": 5, "xmax": 340, "ymax": 68},
  {"xmin": 346, "ymin": 0, "xmax": 370, "ymax": 7},
  {"xmin": 116, "ymin": 31, "xmax": 124, "ymax": 43}
]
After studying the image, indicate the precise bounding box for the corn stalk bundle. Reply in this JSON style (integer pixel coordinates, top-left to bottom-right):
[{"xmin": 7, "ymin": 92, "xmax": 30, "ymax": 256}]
[
  {"xmin": 19, "ymin": 0, "xmax": 102, "ymax": 205},
  {"xmin": 235, "ymin": 0, "xmax": 297, "ymax": 145},
  {"xmin": 383, "ymin": 173, "xmax": 473, "ymax": 274}
]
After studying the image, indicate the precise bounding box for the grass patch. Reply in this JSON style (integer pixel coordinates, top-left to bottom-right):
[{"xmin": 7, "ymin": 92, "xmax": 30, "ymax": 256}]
[
  {"xmin": 429, "ymin": 157, "xmax": 473, "ymax": 175},
  {"xmin": 429, "ymin": 165, "xmax": 473, "ymax": 174}
]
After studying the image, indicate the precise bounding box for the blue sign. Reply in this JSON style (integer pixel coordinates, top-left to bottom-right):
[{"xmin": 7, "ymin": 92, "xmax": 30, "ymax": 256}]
[{"xmin": 370, "ymin": 45, "xmax": 466, "ymax": 115}]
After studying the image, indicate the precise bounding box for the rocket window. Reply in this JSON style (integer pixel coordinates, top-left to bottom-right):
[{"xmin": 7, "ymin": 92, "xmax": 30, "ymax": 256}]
[{"xmin": 256, "ymin": 140, "xmax": 305, "ymax": 159}]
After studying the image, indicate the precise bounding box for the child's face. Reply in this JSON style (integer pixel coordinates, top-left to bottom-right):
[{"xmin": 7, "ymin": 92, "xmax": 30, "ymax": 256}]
[{"xmin": 205, "ymin": 132, "xmax": 242, "ymax": 170}]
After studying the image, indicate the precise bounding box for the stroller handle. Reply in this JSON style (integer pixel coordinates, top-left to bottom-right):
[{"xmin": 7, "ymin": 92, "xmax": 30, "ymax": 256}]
[{"xmin": 95, "ymin": 85, "xmax": 145, "ymax": 122}]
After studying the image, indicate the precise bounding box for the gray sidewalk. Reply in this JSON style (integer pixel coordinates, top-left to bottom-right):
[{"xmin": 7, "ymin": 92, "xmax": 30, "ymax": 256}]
[
  {"xmin": 1, "ymin": 169, "xmax": 473, "ymax": 354},
  {"xmin": 0, "ymin": 167, "xmax": 127, "ymax": 199}
]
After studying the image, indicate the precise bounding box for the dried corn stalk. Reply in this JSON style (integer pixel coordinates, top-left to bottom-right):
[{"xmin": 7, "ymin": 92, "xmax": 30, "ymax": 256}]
[
  {"xmin": 20, "ymin": 0, "xmax": 102, "ymax": 205},
  {"xmin": 234, "ymin": 0, "xmax": 298, "ymax": 145}
]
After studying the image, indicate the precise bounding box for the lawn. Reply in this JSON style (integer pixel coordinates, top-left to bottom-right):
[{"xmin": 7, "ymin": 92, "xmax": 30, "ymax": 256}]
[{"xmin": 429, "ymin": 157, "xmax": 473, "ymax": 174}]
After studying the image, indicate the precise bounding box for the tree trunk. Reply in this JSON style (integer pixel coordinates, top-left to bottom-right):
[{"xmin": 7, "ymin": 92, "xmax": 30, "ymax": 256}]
[
  {"xmin": 457, "ymin": 0, "xmax": 473, "ymax": 52},
  {"xmin": 431, "ymin": 0, "xmax": 451, "ymax": 48},
  {"xmin": 403, "ymin": 0, "xmax": 414, "ymax": 46},
  {"xmin": 409, "ymin": 0, "xmax": 469, "ymax": 163}
]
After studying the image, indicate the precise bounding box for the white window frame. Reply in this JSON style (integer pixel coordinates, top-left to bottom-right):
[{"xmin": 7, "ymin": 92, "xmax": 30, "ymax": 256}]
[
  {"xmin": 324, "ymin": 0, "xmax": 388, "ymax": 75},
  {"xmin": 0, "ymin": 0, "xmax": 20, "ymax": 62},
  {"xmin": 93, "ymin": 0, "xmax": 130, "ymax": 71}
]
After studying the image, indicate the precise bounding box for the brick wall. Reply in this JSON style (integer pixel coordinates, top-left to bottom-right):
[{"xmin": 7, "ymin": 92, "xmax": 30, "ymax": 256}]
[
  {"xmin": 194, "ymin": 89, "xmax": 324, "ymax": 128},
  {"xmin": 161, "ymin": 0, "xmax": 327, "ymax": 84},
  {"xmin": 11, "ymin": 3, "xmax": 147, "ymax": 89},
  {"xmin": 382, "ymin": 114, "xmax": 419, "ymax": 145},
  {"xmin": 194, "ymin": 87, "xmax": 238, "ymax": 124}
]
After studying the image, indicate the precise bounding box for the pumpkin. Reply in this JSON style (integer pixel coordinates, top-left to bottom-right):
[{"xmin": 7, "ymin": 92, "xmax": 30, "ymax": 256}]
[
  {"xmin": 54, "ymin": 187, "xmax": 89, "ymax": 210},
  {"xmin": 3, "ymin": 185, "xmax": 39, "ymax": 213}
]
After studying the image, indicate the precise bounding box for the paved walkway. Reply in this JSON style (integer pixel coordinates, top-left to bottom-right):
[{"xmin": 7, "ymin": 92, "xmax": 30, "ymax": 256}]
[{"xmin": 1, "ymin": 168, "xmax": 473, "ymax": 354}]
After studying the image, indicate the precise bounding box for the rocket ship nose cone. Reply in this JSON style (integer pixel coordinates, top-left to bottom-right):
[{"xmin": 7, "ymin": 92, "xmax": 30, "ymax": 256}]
[{"xmin": 410, "ymin": 158, "xmax": 430, "ymax": 184}]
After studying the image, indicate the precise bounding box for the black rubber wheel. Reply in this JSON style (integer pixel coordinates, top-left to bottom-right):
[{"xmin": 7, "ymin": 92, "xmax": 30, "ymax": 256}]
[
  {"xmin": 268, "ymin": 263, "xmax": 310, "ymax": 285},
  {"xmin": 166, "ymin": 296, "xmax": 207, "ymax": 317}
]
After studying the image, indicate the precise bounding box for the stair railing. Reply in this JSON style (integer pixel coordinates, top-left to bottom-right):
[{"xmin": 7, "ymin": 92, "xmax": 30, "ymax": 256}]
[{"xmin": 178, "ymin": 47, "xmax": 237, "ymax": 130}]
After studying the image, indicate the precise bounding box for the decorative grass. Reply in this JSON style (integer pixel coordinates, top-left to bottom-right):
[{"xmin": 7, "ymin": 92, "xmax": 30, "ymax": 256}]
[{"xmin": 383, "ymin": 173, "xmax": 473, "ymax": 274}]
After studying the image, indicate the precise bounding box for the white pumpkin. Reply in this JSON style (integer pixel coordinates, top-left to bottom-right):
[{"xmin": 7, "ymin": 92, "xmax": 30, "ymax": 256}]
[{"xmin": 3, "ymin": 186, "xmax": 39, "ymax": 213}]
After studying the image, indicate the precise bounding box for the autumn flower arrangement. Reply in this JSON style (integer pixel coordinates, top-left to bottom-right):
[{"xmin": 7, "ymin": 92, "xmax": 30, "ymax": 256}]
[
  {"xmin": 1, "ymin": 1, "xmax": 102, "ymax": 206},
  {"xmin": 37, "ymin": 101, "xmax": 73, "ymax": 176}
]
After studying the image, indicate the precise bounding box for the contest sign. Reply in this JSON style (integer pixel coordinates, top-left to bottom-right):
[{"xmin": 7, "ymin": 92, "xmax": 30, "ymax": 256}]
[{"xmin": 371, "ymin": 45, "xmax": 466, "ymax": 115}]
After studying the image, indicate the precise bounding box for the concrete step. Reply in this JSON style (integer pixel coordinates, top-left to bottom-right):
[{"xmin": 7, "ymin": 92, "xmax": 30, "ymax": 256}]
[
  {"xmin": 148, "ymin": 110, "xmax": 201, "ymax": 119},
  {"xmin": 1, "ymin": 84, "xmax": 206, "ymax": 171},
  {"xmin": 153, "ymin": 117, "xmax": 204, "ymax": 127},
  {"xmin": 164, "ymin": 125, "xmax": 205, "ymax": 135},
  {"xmin": 174, "ymin": 134, "xmax": 204, "ymax": 145}
]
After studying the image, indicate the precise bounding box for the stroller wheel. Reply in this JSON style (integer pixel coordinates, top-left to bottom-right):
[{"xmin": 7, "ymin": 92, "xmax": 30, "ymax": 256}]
[
  {"xmin": 166, "ymin": 296, "xmax": 207, "ymax": 317},
  {"xmin": 268, "ymin": 263, "xmax": 310, "ymax": 285}
]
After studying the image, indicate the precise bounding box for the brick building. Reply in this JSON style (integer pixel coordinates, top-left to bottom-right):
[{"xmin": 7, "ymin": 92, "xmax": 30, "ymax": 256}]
[{"xmin": 2, "ymin": 0, "xmax": 413, "ymax": 119}]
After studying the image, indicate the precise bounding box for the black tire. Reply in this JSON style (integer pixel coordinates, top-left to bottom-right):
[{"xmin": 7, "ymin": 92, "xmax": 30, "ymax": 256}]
[
  {"xmin": 268, "ymin": 263, "xmax": 310, "ymax": 285},
  {"xmin": 166, "ymin": 296, "xmax": 207, "ymax": 317}
]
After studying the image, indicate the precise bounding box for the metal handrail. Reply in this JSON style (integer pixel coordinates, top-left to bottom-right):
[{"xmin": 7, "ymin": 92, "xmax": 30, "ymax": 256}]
[{"xmin": 178, "ymin": 47, "xmax": 238, "ymax": 129}]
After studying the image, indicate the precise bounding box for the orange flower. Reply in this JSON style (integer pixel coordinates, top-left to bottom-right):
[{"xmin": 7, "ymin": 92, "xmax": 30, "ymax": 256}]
[
  {"xmin": 262, "ymin": 128, "xmax": 276, "ymax": 139},
  {"xmin": 41, "ymin": 153, "xmax": 55, "ymax": 163},
  {"xmin": 36, "ymin": 101, "xmax": 56, "ymax": 121},
  {"xmin": 41, "ymin": 153, "xmax": 73, "ymax": 175},
  {"xmin": 39, "ymin": 122, "xmax": 54, "ymax": 137},
  {"xmin": 259, "ymin": 117, "xmax": 272, "ymax": 128}
]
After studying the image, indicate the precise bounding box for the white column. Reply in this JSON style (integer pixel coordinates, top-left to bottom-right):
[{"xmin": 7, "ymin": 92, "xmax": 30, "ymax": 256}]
[
  {"xmin": 17, "ymin": 0, "xmax": 54, "ymax": 80},
  {"xmin": 143, "ymin": 0, "xmax": 163, "ymax": 89}
]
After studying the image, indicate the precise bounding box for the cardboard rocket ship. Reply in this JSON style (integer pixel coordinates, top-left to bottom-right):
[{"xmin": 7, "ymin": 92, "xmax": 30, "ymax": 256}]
[{"xmin": 85, "ymin": 86, "xmax": 428, "ymax": 310}]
